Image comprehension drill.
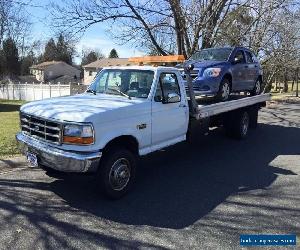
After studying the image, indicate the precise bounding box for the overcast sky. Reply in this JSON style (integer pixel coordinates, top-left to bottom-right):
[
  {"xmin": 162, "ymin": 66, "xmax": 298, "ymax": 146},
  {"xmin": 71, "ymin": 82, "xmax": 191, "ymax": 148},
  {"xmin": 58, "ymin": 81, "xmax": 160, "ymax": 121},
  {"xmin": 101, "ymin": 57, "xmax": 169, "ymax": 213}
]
[{"xmin": 25, "ymin": 0, "xmax": 144, "ymax": 64}]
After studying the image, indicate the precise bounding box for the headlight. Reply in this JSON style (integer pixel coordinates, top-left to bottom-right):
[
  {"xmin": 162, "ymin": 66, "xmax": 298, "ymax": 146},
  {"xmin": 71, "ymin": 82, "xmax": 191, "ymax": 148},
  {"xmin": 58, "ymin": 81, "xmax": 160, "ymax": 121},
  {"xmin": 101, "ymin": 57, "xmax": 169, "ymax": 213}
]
[
  {"xmin": 203, "ymin": 68, "xmax": 222, "ymax": 77},
  {"xmin": 63, "ymin": 124, "xmax": 94, "ymax": 145}
]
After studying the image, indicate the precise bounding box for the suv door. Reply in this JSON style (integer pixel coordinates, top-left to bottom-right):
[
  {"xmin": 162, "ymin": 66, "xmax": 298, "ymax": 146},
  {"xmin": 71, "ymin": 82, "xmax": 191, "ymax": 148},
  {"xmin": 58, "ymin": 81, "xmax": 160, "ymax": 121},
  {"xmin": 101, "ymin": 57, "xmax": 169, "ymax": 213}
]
[
  {"xmin": 244, "ymin": 50, "xmax": 258, "ymax": 89},
  {"xmin": 151, "ymin": 72, "xmax": 188, "ymax": 147},
  {"xmin": 231, "ymin": 49, "xmax": 248, "ymax": 91}
]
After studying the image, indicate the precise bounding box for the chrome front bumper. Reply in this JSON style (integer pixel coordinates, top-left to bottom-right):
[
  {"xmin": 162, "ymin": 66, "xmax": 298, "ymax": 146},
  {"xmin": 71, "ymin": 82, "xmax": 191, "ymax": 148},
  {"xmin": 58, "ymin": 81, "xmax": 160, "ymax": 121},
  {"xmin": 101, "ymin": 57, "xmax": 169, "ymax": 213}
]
[{"xmin": 16, "ymin": 132, "xmax": 102, "ymax": 173}]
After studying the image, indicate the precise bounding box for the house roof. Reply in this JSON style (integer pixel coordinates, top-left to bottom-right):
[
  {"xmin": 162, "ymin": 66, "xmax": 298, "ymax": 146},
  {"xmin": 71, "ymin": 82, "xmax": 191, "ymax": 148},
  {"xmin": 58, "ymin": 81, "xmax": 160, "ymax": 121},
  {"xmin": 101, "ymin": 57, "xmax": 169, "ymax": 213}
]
[
  {"xmin": 30, "ymin": 61, "xmax": 66, "ymax": 70},
  {"xmin": 83, "ymin": 58, "xmax": 136, "ymax": 69}
]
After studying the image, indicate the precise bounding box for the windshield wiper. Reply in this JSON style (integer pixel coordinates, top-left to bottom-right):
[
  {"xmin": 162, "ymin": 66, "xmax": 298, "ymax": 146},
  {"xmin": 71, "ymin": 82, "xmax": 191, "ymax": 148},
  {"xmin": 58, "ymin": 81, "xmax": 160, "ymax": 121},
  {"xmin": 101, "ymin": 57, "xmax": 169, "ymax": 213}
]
[
  {"xmin": 107, "ymin": 88, "xmax": 131, "ymax": 100},
  {"xmin": 86, "ymin": 89, "xmax": 97, "ymax": 95}
]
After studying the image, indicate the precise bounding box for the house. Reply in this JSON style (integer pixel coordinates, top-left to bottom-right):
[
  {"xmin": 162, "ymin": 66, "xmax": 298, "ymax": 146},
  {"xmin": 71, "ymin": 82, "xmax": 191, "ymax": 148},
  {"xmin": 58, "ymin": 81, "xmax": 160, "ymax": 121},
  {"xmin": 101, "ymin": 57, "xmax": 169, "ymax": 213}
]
[
  {"xmin": 30, "ymin": 61, "xmax": 81, "ymax": 82},
  {"xmin": 82, "ymin": 58, "xmax": 136, "ymax": 85}
]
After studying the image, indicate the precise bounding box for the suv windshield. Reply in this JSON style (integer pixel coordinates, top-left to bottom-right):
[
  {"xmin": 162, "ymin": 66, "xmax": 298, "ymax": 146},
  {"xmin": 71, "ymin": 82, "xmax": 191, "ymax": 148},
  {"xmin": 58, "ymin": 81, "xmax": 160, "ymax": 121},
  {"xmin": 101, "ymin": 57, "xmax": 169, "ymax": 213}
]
[
  {"xmin": 88, "ymin": 69, "xmax": 154, "ymax": 99},
  {"xmin": 190, "ymin": 48, "xmax": 233, "ymax": 61}
]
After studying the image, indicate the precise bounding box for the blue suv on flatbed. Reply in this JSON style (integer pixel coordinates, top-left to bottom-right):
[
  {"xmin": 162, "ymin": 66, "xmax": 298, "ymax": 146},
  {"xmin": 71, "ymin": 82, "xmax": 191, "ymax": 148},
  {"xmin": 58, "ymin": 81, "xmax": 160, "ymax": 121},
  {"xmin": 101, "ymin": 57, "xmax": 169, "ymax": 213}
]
[{"xmin": 179, "ymin": 47, "xmax": 263, "ymax": 101}]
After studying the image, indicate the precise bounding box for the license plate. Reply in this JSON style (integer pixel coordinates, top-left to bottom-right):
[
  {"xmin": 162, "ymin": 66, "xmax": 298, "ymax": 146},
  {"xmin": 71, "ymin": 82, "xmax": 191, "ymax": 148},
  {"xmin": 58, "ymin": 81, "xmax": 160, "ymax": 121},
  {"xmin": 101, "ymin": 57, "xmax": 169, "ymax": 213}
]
[{"xmin": 26, "ymin": 152, "xmax": 38, "ymax": 167}]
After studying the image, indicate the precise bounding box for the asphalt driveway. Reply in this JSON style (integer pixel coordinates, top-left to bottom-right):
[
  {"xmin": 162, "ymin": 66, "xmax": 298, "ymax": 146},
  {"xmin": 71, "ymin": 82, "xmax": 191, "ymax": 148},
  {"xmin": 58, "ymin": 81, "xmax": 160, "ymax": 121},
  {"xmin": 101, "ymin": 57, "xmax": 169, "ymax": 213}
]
[{"xmin": 0, "ymin": 101, "xmax": 299, "ymax": 249}]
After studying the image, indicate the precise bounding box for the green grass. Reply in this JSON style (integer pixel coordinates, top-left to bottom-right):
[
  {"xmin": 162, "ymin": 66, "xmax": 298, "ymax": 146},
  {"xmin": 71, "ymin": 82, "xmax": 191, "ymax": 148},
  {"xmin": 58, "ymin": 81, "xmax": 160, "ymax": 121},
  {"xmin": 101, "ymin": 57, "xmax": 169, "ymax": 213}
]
[{"xmin": 0, "ymin": 99, "xmax": 26, "ymax": 159}]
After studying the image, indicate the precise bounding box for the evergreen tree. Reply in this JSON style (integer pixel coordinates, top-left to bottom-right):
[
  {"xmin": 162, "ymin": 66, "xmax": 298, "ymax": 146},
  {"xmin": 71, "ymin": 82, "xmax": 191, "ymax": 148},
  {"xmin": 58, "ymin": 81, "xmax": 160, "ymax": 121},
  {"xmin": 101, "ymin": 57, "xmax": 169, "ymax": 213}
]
[
  {"xmin": 81, "ymin": 49, "xmax": 105, "ymax": 65},
  {"xmin": 20, "ymin": 51, "xmax": 36, "ymax": 75},
  {"xmin": 2, "ymin": 38, "xmax": 20, "ymax": 76},
  {"xmin": 108, "ymin": 48, "xmax": 119, "ymax": 58},
  {"xmin": 56, "ymin": 34, "xmax": 72, "ymax": 64},
  {"xmin": 43, "ymin": 38, "xmax": 57, "ymax": 62},
  {"xmin": 82, "ymin": 51, "xmax": 98, "ymax": 65}
]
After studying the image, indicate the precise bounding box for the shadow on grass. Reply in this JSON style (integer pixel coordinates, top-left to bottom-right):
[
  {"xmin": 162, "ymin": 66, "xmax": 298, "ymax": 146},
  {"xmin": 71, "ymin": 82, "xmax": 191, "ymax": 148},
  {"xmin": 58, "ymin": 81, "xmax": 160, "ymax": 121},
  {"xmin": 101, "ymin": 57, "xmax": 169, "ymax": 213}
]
[{"xmin": 0, "ymin": 103, "xmax": 22, "ymax": 112}]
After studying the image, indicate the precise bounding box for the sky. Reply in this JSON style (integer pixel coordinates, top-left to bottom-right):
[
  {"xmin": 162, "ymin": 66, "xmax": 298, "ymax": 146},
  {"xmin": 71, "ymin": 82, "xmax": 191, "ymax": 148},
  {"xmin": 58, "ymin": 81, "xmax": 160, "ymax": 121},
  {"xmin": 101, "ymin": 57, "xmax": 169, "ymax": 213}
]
[{"xmin": 25, "ymin": 0, "xmax": 144, "ymax": 64}]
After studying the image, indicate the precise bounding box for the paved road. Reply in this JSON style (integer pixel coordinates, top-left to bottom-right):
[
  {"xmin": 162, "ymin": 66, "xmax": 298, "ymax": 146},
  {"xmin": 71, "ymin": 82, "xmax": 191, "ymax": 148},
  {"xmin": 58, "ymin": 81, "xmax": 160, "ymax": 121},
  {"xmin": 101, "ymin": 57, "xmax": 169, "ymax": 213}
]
[{"xmin": 0, "ymin": 102, "xmax": 299, "ymax": 249}]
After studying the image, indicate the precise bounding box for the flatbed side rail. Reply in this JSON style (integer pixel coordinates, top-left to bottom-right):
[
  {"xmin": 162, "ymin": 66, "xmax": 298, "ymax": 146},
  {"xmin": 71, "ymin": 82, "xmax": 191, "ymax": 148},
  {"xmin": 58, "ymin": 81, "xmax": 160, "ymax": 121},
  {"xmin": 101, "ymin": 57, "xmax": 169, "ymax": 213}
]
[{"xmin": 195, "ymin": 93, "xmax": 271, "ymax": 119}]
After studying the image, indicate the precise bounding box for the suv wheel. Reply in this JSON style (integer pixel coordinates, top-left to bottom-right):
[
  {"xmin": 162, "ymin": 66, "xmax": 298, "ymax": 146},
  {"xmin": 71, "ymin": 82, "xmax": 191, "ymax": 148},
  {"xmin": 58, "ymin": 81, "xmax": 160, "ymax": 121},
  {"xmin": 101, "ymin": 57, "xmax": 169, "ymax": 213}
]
[
  {"xmin": 97, "ymin": 147, "xmax": 137, "ymax": 199},
  {"xmin": 251, "ymin": 79, "xmax": 262, "ymax": 95},
  {"xmin": 217, "ymin": 78, "xmax": 231, "ymax": 101}
]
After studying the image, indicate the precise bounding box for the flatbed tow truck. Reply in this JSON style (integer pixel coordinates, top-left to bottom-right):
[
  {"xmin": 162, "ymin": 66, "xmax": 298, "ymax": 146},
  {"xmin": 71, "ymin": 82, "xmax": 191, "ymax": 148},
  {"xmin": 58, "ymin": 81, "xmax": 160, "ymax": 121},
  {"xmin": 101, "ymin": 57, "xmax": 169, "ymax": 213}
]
[{"xmin": 16, "ymin": 57, "xmax": 271, "ymax": 199}]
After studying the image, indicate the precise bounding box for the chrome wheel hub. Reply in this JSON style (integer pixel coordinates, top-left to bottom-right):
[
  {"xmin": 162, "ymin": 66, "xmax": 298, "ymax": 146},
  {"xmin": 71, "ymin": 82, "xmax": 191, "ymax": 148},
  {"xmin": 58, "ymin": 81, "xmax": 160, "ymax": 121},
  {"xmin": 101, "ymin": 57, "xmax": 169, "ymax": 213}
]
[
  {"xmin": 222, "ymin": 83, "xmax": 230, "ymax": 100},
  {"xmin": 255, "ymin": 81, "xmax": 261, "ymax": 94},
  {"xmin": 241, "ymin": 114, "xmax": 249, "ymax": 135},
  {"xmin": 109, "ymin": 158, "xmax": 131, "ymax": 191}
]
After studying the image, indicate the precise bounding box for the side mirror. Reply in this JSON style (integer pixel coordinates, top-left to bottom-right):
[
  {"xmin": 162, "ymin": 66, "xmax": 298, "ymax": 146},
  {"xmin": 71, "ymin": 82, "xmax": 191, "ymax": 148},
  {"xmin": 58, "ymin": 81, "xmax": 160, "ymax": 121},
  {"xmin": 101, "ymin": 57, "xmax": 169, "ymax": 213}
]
[
  {"xmin": 233, "ymin": 57, "xmax": 242, "ymax": 64},
  {"xmin": 164, "ymin": 93, "xmax": 181, "ymax": 104}
]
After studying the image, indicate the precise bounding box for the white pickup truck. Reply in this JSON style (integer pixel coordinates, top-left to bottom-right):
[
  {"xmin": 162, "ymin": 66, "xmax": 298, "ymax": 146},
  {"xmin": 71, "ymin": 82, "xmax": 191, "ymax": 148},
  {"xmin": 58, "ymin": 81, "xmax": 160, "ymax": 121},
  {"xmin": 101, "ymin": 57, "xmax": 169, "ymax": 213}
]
[{"xmin": 16, "ymin": 65, "xmax": 270, "ymax": 199}]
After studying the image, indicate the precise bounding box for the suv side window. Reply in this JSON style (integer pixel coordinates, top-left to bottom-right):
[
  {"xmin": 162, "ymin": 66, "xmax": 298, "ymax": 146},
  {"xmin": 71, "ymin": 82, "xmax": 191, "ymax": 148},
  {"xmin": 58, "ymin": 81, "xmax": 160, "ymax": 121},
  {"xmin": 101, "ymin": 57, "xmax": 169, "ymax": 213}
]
[
  {"xmin": 245, "ymin": 51, "xmax": 254, "ymax": 63},
  {"xmin": 234, "ymin": 50, "xmax": 246, "ymax": 63},
  {"xmin": 251, "ymin": 52, "xmax": 259, "ymax": 63},
  {"xmin": 155, "ymin": 72, "xmax": 181, "ymax": 102}
]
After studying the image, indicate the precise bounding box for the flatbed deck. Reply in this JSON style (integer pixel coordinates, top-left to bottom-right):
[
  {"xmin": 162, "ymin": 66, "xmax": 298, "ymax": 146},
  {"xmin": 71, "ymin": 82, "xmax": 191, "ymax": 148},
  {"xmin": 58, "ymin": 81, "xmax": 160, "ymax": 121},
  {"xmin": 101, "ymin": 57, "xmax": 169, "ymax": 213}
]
[{"xmin": 190, "ymin": 93, "xmax": 271, "ymax": 119}]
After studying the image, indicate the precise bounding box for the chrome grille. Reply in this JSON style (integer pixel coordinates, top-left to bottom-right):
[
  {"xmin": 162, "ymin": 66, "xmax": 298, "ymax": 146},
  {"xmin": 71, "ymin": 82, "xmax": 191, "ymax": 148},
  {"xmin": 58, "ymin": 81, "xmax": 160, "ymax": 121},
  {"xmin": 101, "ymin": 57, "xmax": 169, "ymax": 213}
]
[
  {"xmin": 20, "ymin": 113, "xmax": 62, "ymax": 144},
  {"xmin": 185, "ymin": 85, "xmax": 202, "ymax": 91},
  {"xmin": 179, "ymin": 69, "xmax": 199, "ymax": 80}
]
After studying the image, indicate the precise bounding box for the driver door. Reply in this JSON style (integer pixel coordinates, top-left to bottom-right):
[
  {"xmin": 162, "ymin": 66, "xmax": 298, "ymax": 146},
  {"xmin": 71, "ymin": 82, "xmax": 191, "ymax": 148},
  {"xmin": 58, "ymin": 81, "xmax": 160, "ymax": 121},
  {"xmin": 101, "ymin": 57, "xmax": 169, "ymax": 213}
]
[
  {"xmin": 151, "ymin": 72, "xmax": 188, "ymax": 146},
  {"xmin": 231, "ymin": 50, "xmax": 248, "ymax": 91}
]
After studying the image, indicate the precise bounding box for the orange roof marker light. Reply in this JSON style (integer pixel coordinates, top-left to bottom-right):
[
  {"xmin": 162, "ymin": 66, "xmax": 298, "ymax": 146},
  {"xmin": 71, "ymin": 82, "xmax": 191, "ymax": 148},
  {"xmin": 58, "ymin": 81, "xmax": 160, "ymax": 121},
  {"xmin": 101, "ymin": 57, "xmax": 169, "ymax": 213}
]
[{"xmin": 128, "ymin": 55, "xmax": 185, "ymax": 66}]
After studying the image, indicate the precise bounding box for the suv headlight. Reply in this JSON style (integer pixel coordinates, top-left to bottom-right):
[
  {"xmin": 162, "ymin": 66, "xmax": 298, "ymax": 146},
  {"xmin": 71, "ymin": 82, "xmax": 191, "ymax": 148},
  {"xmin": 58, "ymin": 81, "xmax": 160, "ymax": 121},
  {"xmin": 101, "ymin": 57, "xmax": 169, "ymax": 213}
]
[
  {"xmin": 203, "ymin": 68, "xmax": 222, "ymax": 77},
  {"xmin": 63, "ymin": 124, "xmax": 94, "ymax": 145}
]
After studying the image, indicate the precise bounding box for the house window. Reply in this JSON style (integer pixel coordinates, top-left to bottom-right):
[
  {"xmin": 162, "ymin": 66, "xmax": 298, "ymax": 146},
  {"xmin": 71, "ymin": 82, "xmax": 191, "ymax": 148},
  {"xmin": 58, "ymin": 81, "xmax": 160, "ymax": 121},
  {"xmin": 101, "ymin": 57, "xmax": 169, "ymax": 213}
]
[{"xmin": 89, "ymin": 71, "xmax": 93, "ymax": 76}]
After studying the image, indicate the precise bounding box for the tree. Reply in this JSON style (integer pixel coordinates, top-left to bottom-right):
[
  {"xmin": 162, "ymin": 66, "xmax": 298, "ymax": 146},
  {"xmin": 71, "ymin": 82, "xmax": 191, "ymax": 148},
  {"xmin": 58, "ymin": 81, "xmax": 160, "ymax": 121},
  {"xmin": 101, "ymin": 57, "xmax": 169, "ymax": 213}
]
[
  {"xmin": 56, "ymin": 34, "xmax": 72, "ymax": 64},
  {"xmin": 108, "ymin": 49, "xmax": 119, "ymax": 58},
  {"xmin": 42, "ymin": 34, "xmax": 74, "ymax": 64},
  {"xmin": 20, "ymin": 51, "xmax": 35, "ymax": 75},
  {"xmin": 2, "ymin": 37, "xmax": 20, "ymax": 76},
  {"xmin": 81, "ymin": 48, "xmax": 105, "ymax": 65},
  {"xmin": 0, "ymin": 0, "xmax": 32, "ymax": 52},
  {"xmin": 43, "ymin": 38, "xmax": 57, "ymax": 62},
  {"xmin": 50, "ymin": 0, "xmax": 236, "ymax": 57}
]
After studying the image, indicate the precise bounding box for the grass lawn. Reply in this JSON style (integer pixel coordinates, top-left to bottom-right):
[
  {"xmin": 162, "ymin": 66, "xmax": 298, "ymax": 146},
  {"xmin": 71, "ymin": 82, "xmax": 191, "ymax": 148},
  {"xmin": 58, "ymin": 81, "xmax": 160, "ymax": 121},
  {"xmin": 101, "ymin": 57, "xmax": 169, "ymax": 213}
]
[{"xmin": 0, "ymin": 99, "xmax": 26, "ymax": 159}]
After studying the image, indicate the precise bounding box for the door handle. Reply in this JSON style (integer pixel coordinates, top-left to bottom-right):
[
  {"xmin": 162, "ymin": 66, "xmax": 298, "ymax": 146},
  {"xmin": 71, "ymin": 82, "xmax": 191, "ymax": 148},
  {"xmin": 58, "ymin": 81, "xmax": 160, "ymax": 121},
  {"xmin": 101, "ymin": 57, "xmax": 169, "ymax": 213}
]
[
  {"xmin": 179, "ymin": 104, "xmax": 187, "ymax": 108},
  {"xmin": 244, "ymin": 65, "xmax": 249, "ymax": 68}
]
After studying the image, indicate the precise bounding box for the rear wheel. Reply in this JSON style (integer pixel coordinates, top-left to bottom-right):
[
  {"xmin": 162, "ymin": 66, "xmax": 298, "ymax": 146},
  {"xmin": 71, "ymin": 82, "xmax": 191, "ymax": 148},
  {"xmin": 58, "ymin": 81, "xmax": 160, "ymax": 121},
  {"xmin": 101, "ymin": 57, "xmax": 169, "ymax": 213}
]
[
  {"xmin": 217, "ymin": 78, "xmax": 231, "ymax": 101},
  {"xmin": 224, "ymin": 110, "xmax": 250, "ymax": 139},
  {"xmin": 97, "ymin": 147, "xmax": 137, "ymax": 199},
  {"xmin": 251, "ymin": 78, "xmax": 262, "ymax": 96}
]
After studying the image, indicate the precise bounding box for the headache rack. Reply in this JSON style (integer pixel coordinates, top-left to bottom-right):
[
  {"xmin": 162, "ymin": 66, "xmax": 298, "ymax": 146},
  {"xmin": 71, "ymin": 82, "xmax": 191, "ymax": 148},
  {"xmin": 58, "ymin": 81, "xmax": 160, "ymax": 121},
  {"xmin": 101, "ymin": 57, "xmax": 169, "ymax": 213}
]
[{"xmin": 20, "ymin": 112, "xmax": 62, "ymax": 144}]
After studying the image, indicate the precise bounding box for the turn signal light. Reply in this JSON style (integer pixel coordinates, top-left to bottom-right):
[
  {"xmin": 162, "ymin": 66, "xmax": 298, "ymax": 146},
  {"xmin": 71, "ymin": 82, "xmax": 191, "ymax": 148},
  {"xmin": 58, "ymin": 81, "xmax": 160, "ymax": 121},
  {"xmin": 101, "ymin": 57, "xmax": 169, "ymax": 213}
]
[{"xmin": 63, "ymin": 136, "xmax": 94, "ymax": 145}]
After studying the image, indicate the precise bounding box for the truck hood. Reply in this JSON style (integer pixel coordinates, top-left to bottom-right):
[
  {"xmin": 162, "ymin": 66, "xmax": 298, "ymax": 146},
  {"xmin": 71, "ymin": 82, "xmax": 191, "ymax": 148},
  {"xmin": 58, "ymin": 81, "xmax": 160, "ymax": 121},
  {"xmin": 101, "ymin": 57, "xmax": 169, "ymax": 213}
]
[{"xmin": 20, "ymin": 93, "xmax": 149, "ymax": 123}]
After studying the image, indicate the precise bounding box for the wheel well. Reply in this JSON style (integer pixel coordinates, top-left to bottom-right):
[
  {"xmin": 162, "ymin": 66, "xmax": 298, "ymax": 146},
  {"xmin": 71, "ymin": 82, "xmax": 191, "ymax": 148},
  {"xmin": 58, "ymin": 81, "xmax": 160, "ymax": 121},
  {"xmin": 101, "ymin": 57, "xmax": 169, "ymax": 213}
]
[
  {"xmin": 103, "ymin": 136, "xmax": 139, "ymax": 155},
  {"xmin": 223, "ymin": 74, "xmax": 232, "ymax": 89}
]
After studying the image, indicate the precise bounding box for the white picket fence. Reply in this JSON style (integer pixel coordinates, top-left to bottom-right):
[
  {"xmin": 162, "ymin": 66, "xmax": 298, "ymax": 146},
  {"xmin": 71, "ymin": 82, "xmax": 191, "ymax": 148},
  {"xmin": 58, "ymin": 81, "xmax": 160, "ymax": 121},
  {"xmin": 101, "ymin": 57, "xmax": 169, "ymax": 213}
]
[{"xmin": 0, "ymin": 83, "xmax": 88, "ymax": 101}]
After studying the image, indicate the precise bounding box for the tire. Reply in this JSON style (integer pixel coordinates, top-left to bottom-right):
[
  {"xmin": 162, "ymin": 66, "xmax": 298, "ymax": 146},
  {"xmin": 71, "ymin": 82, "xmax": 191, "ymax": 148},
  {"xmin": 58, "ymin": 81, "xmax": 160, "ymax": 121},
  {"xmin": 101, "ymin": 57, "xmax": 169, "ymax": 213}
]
[
  {"xmin": 251, "ymin": 78, "xmax": 262, "ymax": 96},
  {"xmin": 97, "ymin": 147, "xmax": 137, "ymax": 199},
  {"xmin": 224, "ymin": 110, "xmax": 250, "ymax": 139},
  {"xmin": 217, "ymin": 78, "xmax": 231, "ymax": 101}
]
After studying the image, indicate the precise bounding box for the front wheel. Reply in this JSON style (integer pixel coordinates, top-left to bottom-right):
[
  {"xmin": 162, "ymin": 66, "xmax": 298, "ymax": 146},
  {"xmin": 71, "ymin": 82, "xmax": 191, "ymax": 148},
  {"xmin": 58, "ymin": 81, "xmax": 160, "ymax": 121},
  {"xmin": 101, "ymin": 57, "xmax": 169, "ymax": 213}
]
[
  {"xmin": 251, "ymin": 79, "xmax": 262, "ymax": 96},
  {"xmin": 97, "ymin": 147, "xmax": 137, "ymax": 199},
  {"xmin": 217, "ymin": 78, "xmax": 231, "ymax": 101}
]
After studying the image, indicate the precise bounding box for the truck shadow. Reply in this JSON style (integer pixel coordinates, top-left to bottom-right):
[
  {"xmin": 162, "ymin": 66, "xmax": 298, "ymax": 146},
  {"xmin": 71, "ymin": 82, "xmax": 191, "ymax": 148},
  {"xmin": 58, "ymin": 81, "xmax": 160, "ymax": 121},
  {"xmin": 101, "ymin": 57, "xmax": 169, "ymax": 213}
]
[
  {"xmin": 47, "ymin": 123, "xmax": 299, "ymax": 229},
  {"xmin": 0, "ymin": 103, "xmax": 21, "ymax": 112}
]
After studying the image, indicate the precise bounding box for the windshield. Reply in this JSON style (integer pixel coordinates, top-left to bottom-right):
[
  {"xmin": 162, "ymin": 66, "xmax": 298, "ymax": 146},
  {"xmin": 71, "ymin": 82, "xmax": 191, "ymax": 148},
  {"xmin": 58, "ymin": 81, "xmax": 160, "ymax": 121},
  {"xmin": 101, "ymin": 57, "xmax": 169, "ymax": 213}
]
[
  {"xmin": 88, "ymin": 69, "xmax": 154, "ymax": 99},
  {"xmin": 190, "ymin": 48, "xmax": 233, "ymax": 61}
]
